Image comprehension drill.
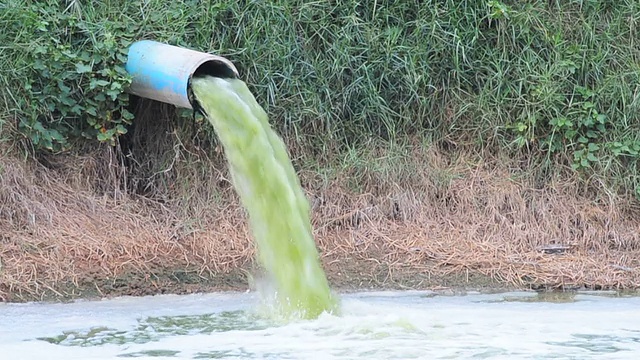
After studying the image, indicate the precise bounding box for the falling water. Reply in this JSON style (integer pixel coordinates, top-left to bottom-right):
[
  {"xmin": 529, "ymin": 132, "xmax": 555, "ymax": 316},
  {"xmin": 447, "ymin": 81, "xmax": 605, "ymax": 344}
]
[{"xmin": 190, "ymin": 76, "xmax": 337, "ymax": 319}]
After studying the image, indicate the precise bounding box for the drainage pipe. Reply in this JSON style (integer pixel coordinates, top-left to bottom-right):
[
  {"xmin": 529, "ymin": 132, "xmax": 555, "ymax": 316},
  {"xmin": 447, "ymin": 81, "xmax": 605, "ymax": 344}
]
[{"xmin": 125, "ymin": 40, "xmax": 239, "ymax": 109}]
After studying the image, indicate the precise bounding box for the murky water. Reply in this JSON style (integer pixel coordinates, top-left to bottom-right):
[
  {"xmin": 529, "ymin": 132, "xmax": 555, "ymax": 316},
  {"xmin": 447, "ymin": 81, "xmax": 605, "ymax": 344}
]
[{"xmin": 1, "ymin": 291, "xmax": 639, "ymax": 359}]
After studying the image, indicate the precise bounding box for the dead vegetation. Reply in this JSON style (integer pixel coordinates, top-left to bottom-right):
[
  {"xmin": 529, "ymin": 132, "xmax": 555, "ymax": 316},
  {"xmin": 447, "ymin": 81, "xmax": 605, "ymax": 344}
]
[
  {"xmin": 1, "ymin": 104, "xmax": 639, "ymax": 302},
  {"xmin": 309, "ymin": 144, "xmax": 640, "ymax": 290}
]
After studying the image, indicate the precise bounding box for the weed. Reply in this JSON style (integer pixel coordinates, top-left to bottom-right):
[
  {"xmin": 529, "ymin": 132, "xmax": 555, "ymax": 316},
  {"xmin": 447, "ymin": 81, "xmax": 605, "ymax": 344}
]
[
  {"xmin": 2, "ymin": 1, "xmax": 137, "ymax": 150},
  {"xmin": 1, "ymin": 0, "xmax": 639, "ymax": 194}
]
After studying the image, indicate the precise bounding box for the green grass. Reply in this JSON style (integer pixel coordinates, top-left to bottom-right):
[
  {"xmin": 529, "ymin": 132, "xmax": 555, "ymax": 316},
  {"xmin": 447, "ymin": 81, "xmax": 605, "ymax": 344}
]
[{"xmin": 1, "ymin": 0, "xmax": 639, "ymax": 197}]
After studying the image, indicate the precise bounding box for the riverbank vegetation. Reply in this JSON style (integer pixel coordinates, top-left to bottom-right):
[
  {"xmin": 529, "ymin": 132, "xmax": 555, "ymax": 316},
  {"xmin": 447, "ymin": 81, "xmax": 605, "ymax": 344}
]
[{"xmin": 1, "ymin": 0, "xmax": 639, "ymax": 301}]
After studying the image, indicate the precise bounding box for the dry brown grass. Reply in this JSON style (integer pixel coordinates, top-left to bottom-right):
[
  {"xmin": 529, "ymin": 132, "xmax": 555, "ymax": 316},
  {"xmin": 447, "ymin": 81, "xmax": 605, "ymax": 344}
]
[
  {"xmin": 0, "ymin": 109, "xmax": 256, "ymax": 301},
  {"xmin": 1, "ymin": 110, "xmax": 639, "ymax": 301},
  {"xmin": 309, "ymin": 144, "xmax": 640, "ymax": 291},
  {"xmin": 0, "ymin": 147, "xmax": 255, "ymax": 301}
]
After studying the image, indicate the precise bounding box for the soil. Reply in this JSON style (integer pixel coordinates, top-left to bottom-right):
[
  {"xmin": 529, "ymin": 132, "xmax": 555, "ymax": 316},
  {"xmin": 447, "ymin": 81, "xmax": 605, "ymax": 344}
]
[
  {"xmin": 16, "ymin": 259, "xmax": 514, "ymax": 304},
  {"xmin": 2, "ymin": 132, "xmax": 639, "ymax": 303}
]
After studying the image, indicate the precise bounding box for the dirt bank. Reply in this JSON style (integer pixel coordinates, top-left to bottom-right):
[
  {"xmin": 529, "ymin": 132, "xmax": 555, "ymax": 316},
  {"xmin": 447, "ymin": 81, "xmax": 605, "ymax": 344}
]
[{"xmin": 1, "ymin": 118, "xmax": 639, "ymax": 302}]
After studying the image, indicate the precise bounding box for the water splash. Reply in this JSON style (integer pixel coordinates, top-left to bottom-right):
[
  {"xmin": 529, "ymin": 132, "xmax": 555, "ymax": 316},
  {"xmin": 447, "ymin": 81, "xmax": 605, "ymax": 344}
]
[
  {"xmin": 5, "ymin": 291, "xmax": 640, "ymax": 359},
  {"xmin": 190, "ymin": 76, "xmax": 338, "ymax": 319}
]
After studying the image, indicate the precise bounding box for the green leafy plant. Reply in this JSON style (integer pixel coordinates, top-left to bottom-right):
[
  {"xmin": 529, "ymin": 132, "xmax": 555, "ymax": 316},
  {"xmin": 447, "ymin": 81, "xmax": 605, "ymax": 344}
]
[
  {"xmin": 10, "ymin": 3, "xmax": 137, "ymax": 150},
  {"xmin": 543, "ymin": 86, "xmax": 608, "ymax": 170},
  {"xmin": 487, "ymin": 1, "xmax": 510, "ymax": 20},
  {"xmin": 607, "ymin": 140, "xmax": 640, "ymax": 158}
]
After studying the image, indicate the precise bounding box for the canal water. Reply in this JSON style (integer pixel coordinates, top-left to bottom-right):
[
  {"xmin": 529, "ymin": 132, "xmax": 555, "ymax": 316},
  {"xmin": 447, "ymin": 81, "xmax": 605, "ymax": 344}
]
[{"xmin": 1, "ymin": 291, "xmax": 639, "ymax": 359}]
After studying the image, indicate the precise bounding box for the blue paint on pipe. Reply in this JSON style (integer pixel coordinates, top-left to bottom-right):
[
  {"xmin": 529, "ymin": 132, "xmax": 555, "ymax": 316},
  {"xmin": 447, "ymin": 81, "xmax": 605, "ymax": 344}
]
[
  {"xmin": 125, "ymin": 40, "xmax": 237, "ymax": 108},
  {"xmin": 125, "ymin": 40, "xmax": 188, "ymax": 99}
]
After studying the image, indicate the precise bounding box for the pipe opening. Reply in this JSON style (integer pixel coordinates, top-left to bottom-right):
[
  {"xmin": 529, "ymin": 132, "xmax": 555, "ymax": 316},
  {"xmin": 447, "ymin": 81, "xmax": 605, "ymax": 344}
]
[
  {"xmin": 193, "ymin": 59, "xmax": 237, "ymax": 79},
  {"xmin": 188, "ymin": 59, "xmax": 238, "ymax": 114}
]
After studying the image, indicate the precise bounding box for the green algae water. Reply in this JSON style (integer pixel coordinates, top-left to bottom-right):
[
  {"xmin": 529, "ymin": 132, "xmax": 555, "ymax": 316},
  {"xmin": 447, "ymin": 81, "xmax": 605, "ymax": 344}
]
[{"xmin": 190, "ymin": 76, "xmax": 337, "ymax": 319}]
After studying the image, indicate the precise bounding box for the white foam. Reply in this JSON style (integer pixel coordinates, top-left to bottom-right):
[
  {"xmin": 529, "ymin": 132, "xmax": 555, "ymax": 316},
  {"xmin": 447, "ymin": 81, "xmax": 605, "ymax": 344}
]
[{"xmin": 1, "ymin": 291, "xmax": 639, "ymax": 359}]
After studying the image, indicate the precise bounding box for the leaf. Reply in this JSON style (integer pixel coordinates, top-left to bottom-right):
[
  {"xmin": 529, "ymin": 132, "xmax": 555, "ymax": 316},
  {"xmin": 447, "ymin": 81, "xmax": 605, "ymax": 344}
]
[
  {"xmin": 59, "ymin": 95, "xmax": 76, "ymax": 106},
  {"xmin": 42, "ymin": 138, "xmax": 53, "ymax": 150},
  {"xmin": 587, "ymin": 153, "xmax": 598, "ymax": 162},
  {"xmin": 70, "ymin": 104, "xmax": 83, "ymax": 114},
  {"xmin": 576, "ymin": 86, "xmax": 594, "ymax": 98},
  {"xmin": 106, "ymin": 88, "xmax": 122, "ymax": 101},
  {"xmin": 57, "ymin": 80, "xmax": 72, "ymax": 94},
  {"xmin": 62, "ymin": 50, "xmax": 77, "ymax": 59},
  {"xmin": 581, "ymin": 158, "xmax": 589, "ymax": 167},
  {"xmin": 116, "ymin": 53, "xmax": 128, "ymax": 63},
  {"xmin": 574, "ymin": 149, "xmax": 584, "ymax": 159},
  {"xmin": 75, "ymin": 63, "xmax": 93, "ymax": 73},
  {"xmin": 582, "ymin": 101, "xmax": 595, "ymax": 110},
  {"xmin": 48, "ymin": 129, "xmax": 65, "ymax": 141},
  {"xmin": 33, "ymin": 59, "xmax": 46, "ymax": 71},
  {"xmin": 121, "ymin": 109, "xmax": 135, "ymax": 121},
  {"xmin": 588, "ymin": 143, "xmax": 600, "ymax": 152},
  {"xmin": 90, "ymin": 79, "xmax": 110, "ymax": 89},
  {"xmin": 33, "ymin": 121, "xmax": 46, "ymax": 133},
  {"xmin": 564, "ymin": 130, "xmax": 577, "ymax": 139},
  {"xmin": 34, "ymin": 45, "xmax": 48, "ymax": 54},
  {"xmin": 581, "ymin": 117, "xmax": 594, "ymax": 127},
  {"xmin": 79, "ymin": 51, "xmax": 91, "ymax": 61},
  {"xmin": 115, "ymin": 124, "xmax": 128, "ymax": 134}
]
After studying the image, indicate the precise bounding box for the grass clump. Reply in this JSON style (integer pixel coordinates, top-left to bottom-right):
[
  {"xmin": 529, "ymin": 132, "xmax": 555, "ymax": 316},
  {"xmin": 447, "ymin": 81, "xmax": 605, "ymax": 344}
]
[{"xmin": 2, "ymin": 0, "xmax": 639, "ymax": 196}]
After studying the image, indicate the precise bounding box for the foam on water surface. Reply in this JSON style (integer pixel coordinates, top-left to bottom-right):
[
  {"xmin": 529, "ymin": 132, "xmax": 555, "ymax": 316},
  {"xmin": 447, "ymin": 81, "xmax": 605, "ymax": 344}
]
[{"xmin": 2, "ymin": 291, "xmax": 640, "ymax": 359}]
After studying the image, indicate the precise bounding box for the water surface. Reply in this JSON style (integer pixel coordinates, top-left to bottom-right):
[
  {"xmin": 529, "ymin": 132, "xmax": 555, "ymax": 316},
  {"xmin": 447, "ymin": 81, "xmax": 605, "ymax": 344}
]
[{"xmin": 1, "ymin": 291, "xmax": 639, "ymax": 359}]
